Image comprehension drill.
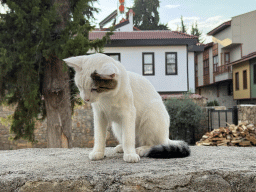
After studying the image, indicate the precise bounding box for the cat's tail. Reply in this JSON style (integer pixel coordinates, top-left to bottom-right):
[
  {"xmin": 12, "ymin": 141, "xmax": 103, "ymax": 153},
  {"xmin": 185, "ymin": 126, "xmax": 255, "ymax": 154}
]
[{"xmin": 146, "ymin": 140, "xmax": 191, "ymax": 158}]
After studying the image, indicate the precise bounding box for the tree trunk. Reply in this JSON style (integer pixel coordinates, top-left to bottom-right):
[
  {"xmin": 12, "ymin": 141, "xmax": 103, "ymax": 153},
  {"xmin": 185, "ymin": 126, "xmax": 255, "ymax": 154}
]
[
  {"xmin": 42, "ymin": 0, "xmax": 72, "ymax": 148},
  {"xmin": 43, "ymin": 55, "xmax": 72, "ymax": 148}
]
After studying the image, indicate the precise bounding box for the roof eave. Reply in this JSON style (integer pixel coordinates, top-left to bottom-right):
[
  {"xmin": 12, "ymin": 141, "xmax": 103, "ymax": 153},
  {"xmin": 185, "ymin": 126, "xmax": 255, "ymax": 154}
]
[
  {"xmin": 103, "ymin": 39, "xmax": 199, "ymax": 47},
  {"xmin": 99, "ymin": 10, "xmax": 118, "ymax": 28},
  {"xmin": 228, "ymin": 53, "xmax": 256, "ymax": 66},
  {"xmin": 207, "ymin": 21, "xmax": 231, "ymax": 36}
]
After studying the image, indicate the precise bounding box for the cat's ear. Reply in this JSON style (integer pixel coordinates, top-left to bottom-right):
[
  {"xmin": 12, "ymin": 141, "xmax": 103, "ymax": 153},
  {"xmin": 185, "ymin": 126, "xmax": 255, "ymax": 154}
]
[
  {"xmin": 63, "ymin": 56, "xmax": 87, "ymax": 72},
  {"xmin": 96, "ymin": 63, "xmax": 119, "ymax": 79}
]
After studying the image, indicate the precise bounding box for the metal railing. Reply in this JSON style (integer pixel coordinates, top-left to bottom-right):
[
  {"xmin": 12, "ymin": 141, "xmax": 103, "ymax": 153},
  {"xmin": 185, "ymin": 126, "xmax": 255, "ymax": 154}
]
[{"xmin": 208, "ymin": 106, "xmax": 238, "ymax": 131}]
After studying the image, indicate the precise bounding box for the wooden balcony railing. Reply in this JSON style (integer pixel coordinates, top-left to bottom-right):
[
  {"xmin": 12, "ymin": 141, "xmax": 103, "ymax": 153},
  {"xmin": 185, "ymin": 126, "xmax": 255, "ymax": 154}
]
[{"xmin": 215, "ymin": 65, "xmax": 232, "ymax": 75}]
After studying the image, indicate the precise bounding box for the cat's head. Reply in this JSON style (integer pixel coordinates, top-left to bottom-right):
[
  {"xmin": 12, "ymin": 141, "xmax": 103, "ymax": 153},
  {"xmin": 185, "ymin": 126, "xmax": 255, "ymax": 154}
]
[{"xmin": 64, "ymin": 53, "xmax": 119, "ymax": 103}]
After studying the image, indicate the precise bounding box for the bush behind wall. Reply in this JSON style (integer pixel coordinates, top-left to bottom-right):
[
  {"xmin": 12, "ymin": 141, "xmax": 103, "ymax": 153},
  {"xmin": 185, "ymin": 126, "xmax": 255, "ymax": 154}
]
[{"xmin": 164, "ymin": 95, "xmax": 206, "ymax": 144}]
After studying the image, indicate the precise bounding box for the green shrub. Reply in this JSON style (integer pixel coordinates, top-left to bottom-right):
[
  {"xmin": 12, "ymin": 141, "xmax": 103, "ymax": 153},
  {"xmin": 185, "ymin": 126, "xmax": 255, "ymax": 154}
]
[
  {"xmin": 207, "ymin": 100, "xmax": 219, "ymax": 106},
  {"xmin": 164, "ymin": 96, "xmax": 205, "ymax": 144}
]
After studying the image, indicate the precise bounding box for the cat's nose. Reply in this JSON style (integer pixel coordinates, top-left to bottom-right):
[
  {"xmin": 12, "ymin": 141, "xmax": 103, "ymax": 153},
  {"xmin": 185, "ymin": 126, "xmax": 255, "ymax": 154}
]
[{"xmin": 85, "ymin": 99, "xmax": 90, "ymax": 102}]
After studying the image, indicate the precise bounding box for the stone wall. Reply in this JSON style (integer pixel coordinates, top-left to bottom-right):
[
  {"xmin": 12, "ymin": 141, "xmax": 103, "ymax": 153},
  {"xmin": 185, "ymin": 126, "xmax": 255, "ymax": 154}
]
[
  {"xmin": 238, "ymin": 104, "xmax": 256, "ymax": 125},
  {"xmin": 1, "ymin": 102, "xmax": 255, "ymax": 150},
  {"xmin": 71, "ymin": 103, "xmax": 118, "ymax": 148},
  {"xmin": 0, "ymin": 103, "xmax": 118, "ymax": 150},
  {"xmin": 196, "ymin": 82, "xmax": 237, "ymax": 108},
  {"xmin": 161, "ymin": 93, "xmax": 208, "ymax": 108}
]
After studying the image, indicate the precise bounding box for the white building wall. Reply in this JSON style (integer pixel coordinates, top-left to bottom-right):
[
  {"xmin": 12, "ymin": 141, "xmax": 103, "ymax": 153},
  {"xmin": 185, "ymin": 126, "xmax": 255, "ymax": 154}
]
[
  {"xmin": 102, "ymin": 46, "xmax": 189, "ymax": 92},
  {"xmin": 116, "ymin": 12, "xmax": 134, "ymax": 32},
  {"xmin": 117, "ymin": 22, "xmax": 133, "ymax": 32},
  {"xmin": 188, "ymin": 52, "xmax": 195, "ymax": 93},
  {"xmin": 232, "ymin": 10, "xmax": 256, "ymax": 55},
  {"xmin": 230, "ymin": 45, "xmax": 242, "ymax": 62},
  {"xmin": 212, "ymin": 27, "xmax": 232, "ymax": 49}
]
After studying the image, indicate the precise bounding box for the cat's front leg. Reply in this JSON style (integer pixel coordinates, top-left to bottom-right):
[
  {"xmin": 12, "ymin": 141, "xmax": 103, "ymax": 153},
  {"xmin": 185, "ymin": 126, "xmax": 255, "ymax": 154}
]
[
  {"xmin": 122, "ymin": 108, "xmax": 140, "ymax": 163},
  {"xmin": 89, "ymin": 110, "xmax": 108, "ymax": 161}
]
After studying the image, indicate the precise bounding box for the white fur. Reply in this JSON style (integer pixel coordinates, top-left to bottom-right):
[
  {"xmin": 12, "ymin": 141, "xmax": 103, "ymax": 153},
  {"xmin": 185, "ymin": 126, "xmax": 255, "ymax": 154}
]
[{"xmin": 64, "ymin": 53, "xmax": 171, "ymax": 163}]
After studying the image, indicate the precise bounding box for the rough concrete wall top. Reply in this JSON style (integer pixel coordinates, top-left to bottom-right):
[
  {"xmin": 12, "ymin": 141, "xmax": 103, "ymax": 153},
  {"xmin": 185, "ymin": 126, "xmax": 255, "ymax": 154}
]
[{"xmin": 1, "ymin": 147, "xmax": 256, "ymax": 192}]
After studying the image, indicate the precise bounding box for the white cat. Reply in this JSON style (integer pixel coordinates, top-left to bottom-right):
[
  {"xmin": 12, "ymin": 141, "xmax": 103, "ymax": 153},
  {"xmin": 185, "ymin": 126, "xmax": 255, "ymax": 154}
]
[{"xmin": 64, "ymin": 53, "xmax": 190, "ymax": 163}]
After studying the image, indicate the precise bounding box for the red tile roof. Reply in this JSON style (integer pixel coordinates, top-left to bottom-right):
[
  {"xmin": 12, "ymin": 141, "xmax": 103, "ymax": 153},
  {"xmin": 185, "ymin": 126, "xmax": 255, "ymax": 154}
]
[
  {"xmin": 207, "ymin": 21, "xmax": 231, "ymax": 36},
  {"xmin": 229, "ymin": 51, "xmax": 256, "ymax": 66},
  {"xmin": 89, "ymin": 31, "xmax": 198, "ymax": 40}
]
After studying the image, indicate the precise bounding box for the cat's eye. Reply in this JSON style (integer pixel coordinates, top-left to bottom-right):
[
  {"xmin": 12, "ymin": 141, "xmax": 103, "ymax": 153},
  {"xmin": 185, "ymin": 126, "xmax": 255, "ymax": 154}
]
[{"xmin": 91, "ymin": 88, "xmax": 97, "ymax": 92}]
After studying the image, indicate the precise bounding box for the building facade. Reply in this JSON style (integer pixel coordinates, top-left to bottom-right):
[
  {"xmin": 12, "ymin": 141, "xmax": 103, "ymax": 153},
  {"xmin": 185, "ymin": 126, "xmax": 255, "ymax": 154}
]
[
  {"xmin": 230, "ymin": 52, "xmax": 256, "ymax": 104},
  {"xmin": 196, "ymin": 10, "xmax": 256, "ymax": 107},
  {"xmin": 89, "ymin": 9, "xmax": 203, "ymax": 94}
]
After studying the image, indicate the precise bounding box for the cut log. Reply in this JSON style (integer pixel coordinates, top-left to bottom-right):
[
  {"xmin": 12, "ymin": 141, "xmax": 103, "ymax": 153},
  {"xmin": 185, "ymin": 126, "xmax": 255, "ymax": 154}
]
[{"xmin": 196, "ymin": 122, "xmax": 256, "ymax": 147}]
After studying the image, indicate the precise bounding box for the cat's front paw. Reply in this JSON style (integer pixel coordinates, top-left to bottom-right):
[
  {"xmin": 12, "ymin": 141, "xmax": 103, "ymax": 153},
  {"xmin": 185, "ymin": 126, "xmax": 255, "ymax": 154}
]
[
  {"xmin": 123, "ymin": 153, "xmax": 140, "ymax": 163},
  {"xmin": 114, "ymin": 144, "xmax": 123, "ymax": 153},
  {"xmin": 89, "ymin": 151, "xmax": 104, "ymax": 161}
]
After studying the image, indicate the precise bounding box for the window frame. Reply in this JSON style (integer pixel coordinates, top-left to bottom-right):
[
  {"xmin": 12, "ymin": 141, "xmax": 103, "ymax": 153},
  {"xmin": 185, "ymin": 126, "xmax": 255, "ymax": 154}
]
[
  {"xmin": 235, "ymin": 72, "xmax": 239, "ymax": 90},
  {"xmin": 165, "ymin": 52, "xmax": 178, "ymax": 75},
  {"xmin": 203, "ymin": 59, "xmax": 209, "ymax": 76},
  {"xmin": 105, "ymin": 53, "xmax": 121, "ymax": 62},
  {"xmin": 142, "ymin": 52, "xmax": 155, "ymax": 76},
  {"xmin": 224, "ymin": 52, "xmax": 230, "ymax": 65},
  {"xmin": 213, "ymin": 55, "xmax": 218, "ymax": 73},
  {"xmin": 254, "ymin": 64, "xmax": 256, "ymax": 85}
]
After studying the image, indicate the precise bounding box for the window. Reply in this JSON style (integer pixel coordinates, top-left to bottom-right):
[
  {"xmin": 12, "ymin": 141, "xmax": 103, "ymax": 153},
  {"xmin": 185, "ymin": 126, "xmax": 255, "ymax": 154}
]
[
  {"xmin": 203, "ymin": 59, "xmax": 209, "ymax": 75},
  {"xmin": 224, "ymin": 52, "xmax": 230, "ymax": 64},
  {"xmin": 165, "ymin": 52, "xmax": 177, "ymax": 75},
  {"xmin": 142, "ymin": 53, "xmax": 154, "ymax": 75},
  {"xmin": 254, "ymin": 64, "xmax": 256, "ymax": 84},
  {"xmin": 243, "ymin": 70, "xmax": 247, "ymax": 89},
  {"xmin": 213, "ymin": 55, "xmax": 218, "ymax": 73},
  {"xmin": 227, "ymin": 82, "xmax": 233, "ymax": 96},
  {"xmin": 235, "ymin": 72, "xmax": 239, "ymax": 90},
  {"xmin": 105, "ymin": 53, "xmax": 120, "ymax": 61}
]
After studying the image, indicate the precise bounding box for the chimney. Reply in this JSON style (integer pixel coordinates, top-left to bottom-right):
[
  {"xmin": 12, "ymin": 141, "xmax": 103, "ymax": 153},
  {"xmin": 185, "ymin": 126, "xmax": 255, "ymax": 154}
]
[{"xmin": 128, "ymin": 9, "xmax": 135, "ymax": 31}]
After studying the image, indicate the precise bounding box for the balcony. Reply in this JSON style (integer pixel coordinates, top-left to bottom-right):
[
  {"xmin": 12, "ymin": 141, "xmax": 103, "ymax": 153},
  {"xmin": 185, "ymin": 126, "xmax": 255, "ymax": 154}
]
[{"xmin": 214, "ymin": 65, "xmax": 232, "ymax": 83}]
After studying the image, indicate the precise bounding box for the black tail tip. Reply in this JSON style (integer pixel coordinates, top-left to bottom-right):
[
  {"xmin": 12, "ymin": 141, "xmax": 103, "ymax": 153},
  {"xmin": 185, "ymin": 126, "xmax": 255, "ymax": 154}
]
[{"xmin": 147, "ymin": 141, "xmax": 191, "ymax": 159}]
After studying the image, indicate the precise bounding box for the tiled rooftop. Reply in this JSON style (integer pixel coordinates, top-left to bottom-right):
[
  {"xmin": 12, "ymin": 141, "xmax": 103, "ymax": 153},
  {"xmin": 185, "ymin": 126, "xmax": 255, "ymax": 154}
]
[{"xmin": 89, "ymin": 31, "xmax": 199, "ymax": 40}]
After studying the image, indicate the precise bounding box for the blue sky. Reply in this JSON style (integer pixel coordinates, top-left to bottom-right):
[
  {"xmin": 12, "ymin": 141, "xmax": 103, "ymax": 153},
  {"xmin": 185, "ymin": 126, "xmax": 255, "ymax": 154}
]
[{"xmin": 93, "ymin": 0, "xmax": 256, "ymax": 43}]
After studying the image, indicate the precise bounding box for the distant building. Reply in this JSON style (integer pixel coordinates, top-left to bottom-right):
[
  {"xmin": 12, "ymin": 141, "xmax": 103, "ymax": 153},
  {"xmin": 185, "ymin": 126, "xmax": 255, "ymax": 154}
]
[
  {"xmin": 89, "ymin": 9, "xmax": 204, "ymax": 94},
  {"xmin": 195, "ymin": 10, "xmax": 256, "ymax": 107}
]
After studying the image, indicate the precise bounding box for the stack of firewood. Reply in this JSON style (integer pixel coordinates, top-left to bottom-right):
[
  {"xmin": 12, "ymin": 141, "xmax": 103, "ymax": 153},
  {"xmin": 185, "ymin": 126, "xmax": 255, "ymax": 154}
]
[{"xmin": 196, "ymin": 122, "xmax": 256, "ymax": 147}]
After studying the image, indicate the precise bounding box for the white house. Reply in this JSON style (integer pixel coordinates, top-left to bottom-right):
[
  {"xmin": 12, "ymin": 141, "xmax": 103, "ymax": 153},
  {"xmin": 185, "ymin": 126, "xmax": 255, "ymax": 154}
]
[{"xmin": 89, "ymin": 10, "xmax": 203, "ymax": 94}]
